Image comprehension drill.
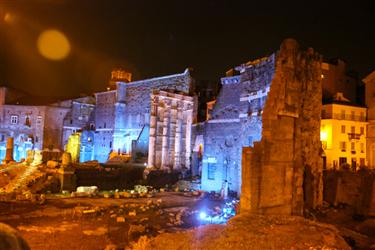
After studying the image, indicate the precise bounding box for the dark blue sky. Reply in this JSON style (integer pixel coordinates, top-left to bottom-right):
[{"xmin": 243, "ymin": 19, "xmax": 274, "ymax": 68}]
[{"xmin": 0, "ymin": 0, "xmax": 374, "ymax": 97}]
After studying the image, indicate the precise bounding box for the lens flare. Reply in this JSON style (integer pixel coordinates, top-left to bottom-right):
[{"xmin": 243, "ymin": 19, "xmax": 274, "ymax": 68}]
[
  {"xmin": 37, "ymin": 29, "xmax": 70, "ymax": 60},
  {"xmin": 4, "ymin": 13, "xmax": 15, "ymax": 23}
]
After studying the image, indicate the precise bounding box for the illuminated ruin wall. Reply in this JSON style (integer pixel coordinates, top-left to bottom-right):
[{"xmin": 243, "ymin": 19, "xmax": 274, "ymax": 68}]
[
  {"xmin": 0, "ymin": 104, "xmax": 69, "ymax": 162},
  {"xmin": 241, "ymin": 39, "xmax": 323, "ymax": 215},
  {"xmin": 61, "ymin": 96, "xmax": 95, "ymax": 148},
  {"xmin": 94, "ymin": 69, "xmax": 194, "ymax": 163},
  {"xmin": 0, "ymin": 70, "xmax": 194, "ymax": 164},
  {"xmin": 148, "ymin": 90, "xmax": 195, "ymax": 171},
  {"xmin": 198, "ymin": 55, "xmax": 275, "ymax": 196},
  {"xmin": 66, "ymin": 132, "xmax": 81, "ymax": 163}
]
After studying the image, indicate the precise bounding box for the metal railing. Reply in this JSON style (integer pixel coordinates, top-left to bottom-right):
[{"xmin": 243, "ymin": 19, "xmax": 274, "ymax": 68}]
[
  {"xmin": 348, "ymin": 133, "xmax": 362, "ymax": 140},
  {"xmin": 321, "ymin": 113, "xmax": 366, "ymax": 122}
]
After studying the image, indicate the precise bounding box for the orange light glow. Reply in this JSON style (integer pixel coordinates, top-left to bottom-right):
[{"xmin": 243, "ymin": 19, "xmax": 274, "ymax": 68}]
[
  {"xmin": 3, "ymin": 13, "xmax": 15, "ymax": 23},
  {"xmin": 37, "ymin": 29, "xmax": 70, "ymax": 60}
]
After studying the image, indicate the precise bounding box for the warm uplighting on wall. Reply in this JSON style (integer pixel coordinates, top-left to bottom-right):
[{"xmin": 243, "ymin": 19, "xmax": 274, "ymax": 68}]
[
  {"xmin": 66, "ymin": 132, "xmax": 81, "ymax": 163},
  {"xmin": 320, "ymin": 124, "xmax": 332, "ymax": 149},
  {"xmin": 320, "ymin": 130, "xmax": 328, "ymax": 141}
]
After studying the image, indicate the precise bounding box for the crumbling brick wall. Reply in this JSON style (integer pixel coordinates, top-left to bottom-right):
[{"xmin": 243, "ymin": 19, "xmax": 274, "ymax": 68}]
[{"xmin": 241, "ymin": 39, "xmax": 323, "ymax": 215}]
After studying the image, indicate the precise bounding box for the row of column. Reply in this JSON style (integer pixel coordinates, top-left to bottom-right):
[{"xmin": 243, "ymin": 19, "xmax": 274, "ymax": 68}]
[{"xmin": 148, "ymin": 95, "xmax": 193, "ymax": 171}]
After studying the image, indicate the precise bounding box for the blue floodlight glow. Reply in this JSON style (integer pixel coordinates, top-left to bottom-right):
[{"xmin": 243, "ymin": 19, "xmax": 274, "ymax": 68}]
[
  {"xmin": 196, "ymin": 199, "xmax": 239, "ymax": 224},
  {"xmin": 199, "ymin": 212, "xmax": 207, "ymax": 220}
]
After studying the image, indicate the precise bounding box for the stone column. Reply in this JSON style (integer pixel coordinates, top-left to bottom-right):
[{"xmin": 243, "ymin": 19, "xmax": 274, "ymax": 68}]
[
  {"xmin": 161, "ymin": 105, "xmax": 170, "ymax": 170},
  {"xmin": 147, "ymin": 97, "xmax": 158, "ymax": 168},
  {"xmin": 185, "ymin": 108, "xmax": 193, "ymax": 168},
  {"xmin": 4, "ymin": 137, "xmax": 14, "ymax": 163},
  {"xmin": 174, "ymin": 106, "xmax": 183, "ymax": 170}
]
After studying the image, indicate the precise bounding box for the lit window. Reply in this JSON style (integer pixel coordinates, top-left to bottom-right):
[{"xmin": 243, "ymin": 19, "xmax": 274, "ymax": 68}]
[
  {"xmin": 25, "ymin": 116, "xmax": 31, "ymax": 127},
  {"xmin": 351, "ymin": 142, "xmax": 355, "ymax": 151},
  {"xmin": 351, "ymin": 126, "xmax": 355, "ymax": 134},
  {"xmin": 341, "ymin": 125, "xmax": 345, "ymax": 133},
  {"xmin": 341, "ymin": 110, "xmax": 345, "ymax": 120},
  {"xmin": 340, "ymin": 141, "xmax": 346, "ymax": 151},
  {"xmin": 351, "ymin": 111, "xmax": 355, "ymax": 120},
  {"xmin": 360, "ymin": 112, "xmax": 364, "ymax": 121},
  {"xmin": 10, "ymin": 115, "xmax": 18, "ymax": 124}
]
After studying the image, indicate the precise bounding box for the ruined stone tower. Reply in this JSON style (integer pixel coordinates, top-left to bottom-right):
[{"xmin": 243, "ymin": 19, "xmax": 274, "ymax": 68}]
[
  {"xmin": 241, "ymin": 39, "xmax": 323, "ymax": 215},
  {"xmin": 108, "ymin": 68, "xmax": 132, "ymax": 90}
]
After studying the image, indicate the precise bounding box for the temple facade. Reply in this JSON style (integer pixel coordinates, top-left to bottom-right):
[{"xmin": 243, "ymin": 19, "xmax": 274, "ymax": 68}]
[
  {"xmin": 148, "ymin": 90, "xmax": 195, "ymax": 171},
  {"xmin": 93, "ymin": 68, "xmax": 195, "ymax": 163}
]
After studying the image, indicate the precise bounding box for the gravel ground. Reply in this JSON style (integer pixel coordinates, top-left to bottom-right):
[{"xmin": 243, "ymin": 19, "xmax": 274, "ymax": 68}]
[{"xmin": 134, "ymin": 213, "xmax": 351, "ymax": 250}]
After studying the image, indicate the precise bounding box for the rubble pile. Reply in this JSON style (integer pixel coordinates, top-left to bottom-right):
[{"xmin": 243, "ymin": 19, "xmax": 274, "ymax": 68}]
[{"xmin": 133, "ymin": 213, "xmax": 351, "ymax": 250}]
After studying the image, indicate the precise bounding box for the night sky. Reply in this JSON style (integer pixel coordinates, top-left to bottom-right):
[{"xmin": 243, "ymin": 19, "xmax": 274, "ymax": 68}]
[{"xmin": 0, "ymin": 0, "xmax": 374, "ymax": 97}]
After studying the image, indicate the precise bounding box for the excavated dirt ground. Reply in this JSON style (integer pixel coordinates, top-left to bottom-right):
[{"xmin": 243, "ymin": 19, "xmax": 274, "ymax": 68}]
[
  {"xmin": 2, "ymin": 193, "xmax": 375, "ymax": 249},
  {"xmin": 133, "ymin": 213, "xmax": 352, "ymax": 250},
  {"xmin": 0, "ymin": 192, "xmax": 218, "ymax": 250},
  {"xmin": 0, "ymin": 166, "xmax": 372, "ymax": 250}
]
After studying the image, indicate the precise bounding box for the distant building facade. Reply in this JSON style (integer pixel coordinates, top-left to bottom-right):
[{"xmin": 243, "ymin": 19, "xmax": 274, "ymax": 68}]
[
  {"xmin": 364, "ymin": 70, "xmax": 375, "ymax": 168},
  {"xmin": 321, "ymin": 59, "xmax": 364, "ymax": 105},
  {"xmin": 320, "ymin": 95, "xmax": 367, "ymax": 170},
  {"xmin": 0, "ymin": 87, "xmax": 70, "ymax": 161}
]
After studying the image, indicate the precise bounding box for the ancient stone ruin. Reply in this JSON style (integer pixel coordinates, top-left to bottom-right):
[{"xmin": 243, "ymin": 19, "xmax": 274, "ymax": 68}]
[
  {"xmin": 148, "ymin": 90, "xmax": 195, "ymax": 172},
  {"xmin": 2, "ymin": 137, "xmax": 14, "ymax": 164},
  {"xmin": 241, "ymin": 39, "xmax": 323, "ymax": 215}
]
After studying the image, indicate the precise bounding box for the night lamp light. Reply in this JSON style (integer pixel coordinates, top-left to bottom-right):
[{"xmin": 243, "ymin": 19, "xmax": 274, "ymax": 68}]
[{"xmin": 199, "ymin": 212, "xmax": 207, "ymax": 220}]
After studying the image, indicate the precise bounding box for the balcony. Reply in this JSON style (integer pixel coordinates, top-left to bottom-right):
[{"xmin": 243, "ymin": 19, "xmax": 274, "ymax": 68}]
[
  {"xmin": 321, "ymin": 113, "xmax": 366, "ymax": 122},
  {"xmin": 348, "ymin": 133, "xmax": 361, "ymax": 140}
]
